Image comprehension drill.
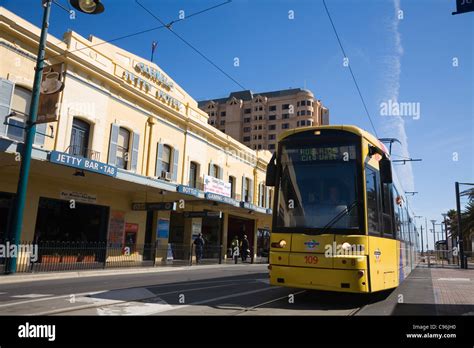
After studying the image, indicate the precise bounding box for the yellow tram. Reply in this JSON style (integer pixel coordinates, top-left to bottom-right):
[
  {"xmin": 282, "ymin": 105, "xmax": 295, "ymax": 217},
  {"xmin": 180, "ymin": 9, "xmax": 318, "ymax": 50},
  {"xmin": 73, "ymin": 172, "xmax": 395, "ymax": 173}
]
[{"xmin": 265, "ymin": 125, "xmax": 418, "ymax": 293}]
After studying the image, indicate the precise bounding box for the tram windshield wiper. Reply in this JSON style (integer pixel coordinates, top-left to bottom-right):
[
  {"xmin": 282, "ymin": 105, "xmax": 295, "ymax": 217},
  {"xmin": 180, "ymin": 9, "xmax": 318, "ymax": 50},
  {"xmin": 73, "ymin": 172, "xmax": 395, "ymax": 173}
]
[{"xmin": 310, "ymin": 200, "xmax": 358, "ymax": 235}]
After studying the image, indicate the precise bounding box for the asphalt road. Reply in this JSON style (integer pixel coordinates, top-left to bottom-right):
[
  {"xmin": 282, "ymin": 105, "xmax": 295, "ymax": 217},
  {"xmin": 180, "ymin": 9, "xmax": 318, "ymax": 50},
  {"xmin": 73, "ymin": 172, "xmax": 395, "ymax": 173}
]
[{"xmin": 0, "ymin": 264, "xmax": 402, "ymax": 316}]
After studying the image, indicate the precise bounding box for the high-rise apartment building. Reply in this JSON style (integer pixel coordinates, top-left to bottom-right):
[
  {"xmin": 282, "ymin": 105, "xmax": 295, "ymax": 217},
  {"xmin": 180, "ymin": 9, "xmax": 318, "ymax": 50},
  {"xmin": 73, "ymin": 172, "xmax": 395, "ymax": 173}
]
[{"xmin": 198, "ymin": 88, "xmax": 329, "ymax": 151}]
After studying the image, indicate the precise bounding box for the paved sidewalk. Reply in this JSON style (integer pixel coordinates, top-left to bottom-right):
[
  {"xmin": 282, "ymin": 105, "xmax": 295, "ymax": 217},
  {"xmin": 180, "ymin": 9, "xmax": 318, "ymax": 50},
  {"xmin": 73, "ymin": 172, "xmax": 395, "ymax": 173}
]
[
  {"xmin": 0, "ymin": 263, "xmax": 265, "ymax": 285},
  {"xmin": 431, "ymin": 268, "xmax": 474, "ymax": 315},
  {"xmin": 357, "ymin": 266, "xmax": 474, "ymax": 315}
]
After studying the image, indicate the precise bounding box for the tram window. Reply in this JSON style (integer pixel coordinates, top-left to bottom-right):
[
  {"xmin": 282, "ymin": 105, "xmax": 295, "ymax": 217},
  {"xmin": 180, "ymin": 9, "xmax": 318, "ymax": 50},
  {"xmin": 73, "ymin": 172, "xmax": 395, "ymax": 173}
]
[
  {"xmin": 365, "ymin": 167, "xmax": 381, "ymax": 235},
  {"xmin": 382, "ymin": 183, "xmax": 394, "ymax": 237}
]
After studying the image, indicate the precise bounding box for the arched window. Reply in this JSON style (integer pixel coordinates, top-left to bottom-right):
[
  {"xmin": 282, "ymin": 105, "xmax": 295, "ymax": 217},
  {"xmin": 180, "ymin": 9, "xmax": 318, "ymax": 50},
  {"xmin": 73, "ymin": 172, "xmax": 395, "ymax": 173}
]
[
  {"xmin": 162, "ymin": 144, "xmax": 172, "ymax": 173},
  {"xmin": 229, "ymin": 176, "xmax": 236, "ymax": 198},
  {"xmin": 69, "ymin": 118, "xmax": 90, "ymax": 158},
  {"xmin": 189, "ymin": 161, "xmax": 198, "ymax": 188},
  {"xmin": 116, "ymin": 127, "xmax": 130, "ymax": 169}
]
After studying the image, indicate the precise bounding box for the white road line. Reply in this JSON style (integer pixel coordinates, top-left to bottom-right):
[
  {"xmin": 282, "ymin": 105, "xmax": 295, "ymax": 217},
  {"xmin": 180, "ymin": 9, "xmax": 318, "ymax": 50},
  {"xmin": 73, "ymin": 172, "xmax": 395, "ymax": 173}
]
[
  {"xmin": 11, "ymin": 294, "xmax": 53, "ymax": 298},
  {"xmin": 437, "ymin": 278, "xmax": 470, "ymax": 281},
  {"xmin": 0, "ymin": 290, "xmax": 106, "ymax": 308},
  {"xmin": 28, "ymin": 283, "xmax": 242, "ymax": 315}
]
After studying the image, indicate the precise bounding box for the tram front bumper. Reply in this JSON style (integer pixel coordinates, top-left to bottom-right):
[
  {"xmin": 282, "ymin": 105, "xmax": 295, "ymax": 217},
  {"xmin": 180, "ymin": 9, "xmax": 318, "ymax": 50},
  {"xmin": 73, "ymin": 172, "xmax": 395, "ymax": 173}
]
[{"xmin": 269, "ymin": 265, "xmax": 369, "ymax": 293}]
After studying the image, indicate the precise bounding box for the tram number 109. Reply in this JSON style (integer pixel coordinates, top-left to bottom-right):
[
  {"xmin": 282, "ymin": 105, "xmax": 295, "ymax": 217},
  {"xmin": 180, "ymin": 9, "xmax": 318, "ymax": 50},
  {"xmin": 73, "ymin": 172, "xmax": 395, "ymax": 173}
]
[{"xmin": 304, "ymin": 255, "xmax": 319, "ymax": 264}]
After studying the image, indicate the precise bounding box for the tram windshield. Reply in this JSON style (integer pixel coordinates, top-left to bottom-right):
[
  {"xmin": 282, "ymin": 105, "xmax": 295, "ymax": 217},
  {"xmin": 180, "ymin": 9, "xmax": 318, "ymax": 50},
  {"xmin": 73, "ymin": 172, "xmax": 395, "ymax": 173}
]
[{"xmin": 275, "ymin": 141, "xmax": 361, "ymax": 234}]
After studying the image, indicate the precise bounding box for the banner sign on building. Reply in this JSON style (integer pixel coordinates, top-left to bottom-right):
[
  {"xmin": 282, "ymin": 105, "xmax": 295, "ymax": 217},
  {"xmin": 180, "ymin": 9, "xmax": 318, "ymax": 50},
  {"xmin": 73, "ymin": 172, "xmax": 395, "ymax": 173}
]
[
  {"xmin": 157, "ymin": 219, "xmax": 170, "ymax": 239},
  {"xmin": 50, "ymin": 151, "xmax": 117, "ymax": 177},
  {"xmin": 240, "ymin": 201, "xmax": 269, "ymax": 214},
  {"xmin": 131, "ymin": 202, "xmax": 177, "ymax": 211},
  {"xmin": 108, "ymin": 210, "xmax": 125, "ymax": 244},
  {"xmin": 37, "ymin": 63, "xmax": 64, "ymax": 124},
  {"xmin": 60, "ymin": 190, "xmax": 97, "ymax": 204},
  {"xmin": 176, "ymin": 185, "xmax": 202, "ymax": 198},
  {"xmin": 205, "ymin": 192, "xmax": 239, "ymax": 207},
  {"xmin": 452, "ymin": 0, "xmax": 474, "ymax": 14},
  {"xmin": 204, "ymin": 175, "xmax": 231, "ymax": 197},
  {"xmin": 184, "ymin": 211, "xmax": 222, "ymax": 219}
]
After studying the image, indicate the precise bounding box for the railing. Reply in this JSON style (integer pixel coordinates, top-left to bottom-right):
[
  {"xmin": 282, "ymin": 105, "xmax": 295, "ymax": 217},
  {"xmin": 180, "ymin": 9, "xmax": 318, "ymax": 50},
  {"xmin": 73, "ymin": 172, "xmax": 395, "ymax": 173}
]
[
  {"xmin": 65, "ymin": 145, "xmax": 101, "ymax": 161},
  {"xmin": 419, "ymin": 249, "xmax": 473, "ymax": 269},
  {"xmin": 0, "ymin": 241, "xmax": 270, "ymax": 274}
]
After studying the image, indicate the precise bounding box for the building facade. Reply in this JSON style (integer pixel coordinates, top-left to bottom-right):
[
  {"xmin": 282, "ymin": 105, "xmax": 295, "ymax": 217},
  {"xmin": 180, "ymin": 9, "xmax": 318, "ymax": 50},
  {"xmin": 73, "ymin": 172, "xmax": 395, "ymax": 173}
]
[
  {"xmin": 0, "ymin": 7, "xmax": 273, "ymax": 269},
  {"xmin": 198, "ymin": 89, "xmax": 329, "ymax": 152}
]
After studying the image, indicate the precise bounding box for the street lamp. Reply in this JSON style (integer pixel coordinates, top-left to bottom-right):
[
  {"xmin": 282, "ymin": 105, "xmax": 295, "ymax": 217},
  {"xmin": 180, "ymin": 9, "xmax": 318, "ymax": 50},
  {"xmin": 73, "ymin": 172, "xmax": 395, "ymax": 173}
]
[
  {"xmin": 5, "ymin": 0, "xmax": 105, "ymax": 274},
  {"xmin": 70, "ymin": 0, "xmax": 104, "ymax": 14}
]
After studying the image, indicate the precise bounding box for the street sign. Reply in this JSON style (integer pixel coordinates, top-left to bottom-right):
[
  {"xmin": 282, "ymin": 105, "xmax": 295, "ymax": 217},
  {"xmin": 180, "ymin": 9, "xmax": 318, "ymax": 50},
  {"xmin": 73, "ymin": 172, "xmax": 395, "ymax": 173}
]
[
  {"xmin": 183, "ymin": 211, "xmax": 222, "ymax": 218},
  {"xmin": 452, "ymin": 0, "xmax": 474, "ymax": 15},
  {"xmin": 131, "ymin": 202, "xmax": 177, "ymax": 211}
]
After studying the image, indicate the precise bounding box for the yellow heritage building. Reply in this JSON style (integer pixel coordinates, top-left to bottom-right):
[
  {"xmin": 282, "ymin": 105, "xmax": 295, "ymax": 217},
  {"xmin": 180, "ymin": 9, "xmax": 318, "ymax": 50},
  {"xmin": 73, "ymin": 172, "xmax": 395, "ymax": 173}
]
[{"xmin": 0, "ymin": 7, "xmax": 273, "ymax": 266}]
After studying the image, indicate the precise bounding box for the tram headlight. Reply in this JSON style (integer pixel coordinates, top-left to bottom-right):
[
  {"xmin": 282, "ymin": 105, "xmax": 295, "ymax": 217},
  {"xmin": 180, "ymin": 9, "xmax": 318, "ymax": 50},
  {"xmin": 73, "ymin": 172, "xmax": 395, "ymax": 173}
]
[
  {"xmin": 341, "ymin": 242, "xmax": 352, "ymax": 251},
  {"xmin": 271, "ymin": 240, "xmax": 287, "ymax": 248}
]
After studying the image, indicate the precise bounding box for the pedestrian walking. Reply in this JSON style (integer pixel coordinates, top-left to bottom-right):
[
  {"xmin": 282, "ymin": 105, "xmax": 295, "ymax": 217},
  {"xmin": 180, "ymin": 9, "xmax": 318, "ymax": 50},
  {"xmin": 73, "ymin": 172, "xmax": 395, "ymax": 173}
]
[
  {"xmin": 240, "ymin": 235, "xmax": 250, "ymax": 262},
  {"xmin": 193, "ymin": 233, "xmax": 205, "ymax": 264}
]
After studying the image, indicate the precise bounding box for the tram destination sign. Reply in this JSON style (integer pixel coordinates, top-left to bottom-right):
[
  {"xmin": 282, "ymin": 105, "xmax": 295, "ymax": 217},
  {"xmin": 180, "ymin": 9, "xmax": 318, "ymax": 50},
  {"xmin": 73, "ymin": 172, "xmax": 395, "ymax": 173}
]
[{"xmin": 49, "ymin": 151, "xmax": 117, "ymax": 177}]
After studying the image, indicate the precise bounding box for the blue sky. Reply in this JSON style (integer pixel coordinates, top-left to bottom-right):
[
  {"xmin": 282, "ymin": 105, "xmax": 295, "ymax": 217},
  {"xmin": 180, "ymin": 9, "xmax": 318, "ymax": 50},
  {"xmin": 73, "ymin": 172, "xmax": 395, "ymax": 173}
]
[{"xmin": 3, "ymin": 0, "xmax": 473, "ymax": 248}]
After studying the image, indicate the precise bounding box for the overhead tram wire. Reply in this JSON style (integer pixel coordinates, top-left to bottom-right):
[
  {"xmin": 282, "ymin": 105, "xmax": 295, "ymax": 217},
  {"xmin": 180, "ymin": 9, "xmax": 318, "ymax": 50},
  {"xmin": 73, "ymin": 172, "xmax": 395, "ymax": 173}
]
[
  {"xmin": 135, "ymin": 0, "xmax": 247, "ymax": 91},
  {"xmin": 322, "ymin": 0, "xmax": 378, "ymax": 138},
  {"xmin": 44, "ymin": 0, "xmax": 232, "ymax": 61}
]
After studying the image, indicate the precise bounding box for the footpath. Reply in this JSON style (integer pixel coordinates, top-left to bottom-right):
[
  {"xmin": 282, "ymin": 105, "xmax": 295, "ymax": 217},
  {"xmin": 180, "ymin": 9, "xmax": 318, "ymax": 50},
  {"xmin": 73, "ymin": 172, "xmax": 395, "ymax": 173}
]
[{"xmin": 358, "ymin": 266, "xmax": 474, "ymax": 315}]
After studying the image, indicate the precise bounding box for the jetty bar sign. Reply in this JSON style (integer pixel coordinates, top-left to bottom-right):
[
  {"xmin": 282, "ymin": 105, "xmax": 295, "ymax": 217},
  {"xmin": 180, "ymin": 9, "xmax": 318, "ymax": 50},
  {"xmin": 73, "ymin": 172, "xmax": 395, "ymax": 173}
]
[{"xmin": 49, "ymin": 151, "xmax": 117, "ymax": 177}]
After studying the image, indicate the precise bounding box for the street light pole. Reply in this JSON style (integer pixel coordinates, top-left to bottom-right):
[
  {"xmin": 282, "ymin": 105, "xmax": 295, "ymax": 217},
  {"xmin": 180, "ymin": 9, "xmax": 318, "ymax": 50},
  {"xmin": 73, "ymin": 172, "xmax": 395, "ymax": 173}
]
[
  {"xmin": 455, "ymin": 182, "xmax": 466, "ymax": 269},
  {"xmin": 420, "ymin": 224, "xmax": 424, "ymax": 254},
  {"xmin": 430, "ymin": 219, "xmax": 437, "ymax": 264},
  {"xmin": 6, "ymin": 0, "xmax": 105, "ymax": 274},
  {"xmin": 6, "ymin": 0, "xmax": 52, "ymax": 274}
]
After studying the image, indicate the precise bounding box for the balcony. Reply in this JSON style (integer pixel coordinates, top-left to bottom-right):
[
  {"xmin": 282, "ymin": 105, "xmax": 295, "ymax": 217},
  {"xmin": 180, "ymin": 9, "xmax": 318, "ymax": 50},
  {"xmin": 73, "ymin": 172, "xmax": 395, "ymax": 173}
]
[{"xmin": 65, "ymin": 145, "xmax": 101, "ymax": 162}]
